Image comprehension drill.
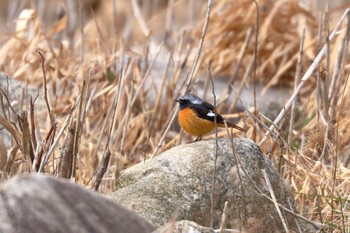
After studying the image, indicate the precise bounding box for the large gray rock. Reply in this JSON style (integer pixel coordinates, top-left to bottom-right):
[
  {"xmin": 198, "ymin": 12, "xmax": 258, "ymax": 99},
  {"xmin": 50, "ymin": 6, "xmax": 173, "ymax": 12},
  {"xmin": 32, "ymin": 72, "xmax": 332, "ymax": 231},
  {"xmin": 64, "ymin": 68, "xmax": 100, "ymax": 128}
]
[
  {"xmin": 111, "ymin": 138, "xmax": 318, "ymax": 233},
  {"xmin": 0, "ymin": 174, "xmax": 155, "ymax": 233}
]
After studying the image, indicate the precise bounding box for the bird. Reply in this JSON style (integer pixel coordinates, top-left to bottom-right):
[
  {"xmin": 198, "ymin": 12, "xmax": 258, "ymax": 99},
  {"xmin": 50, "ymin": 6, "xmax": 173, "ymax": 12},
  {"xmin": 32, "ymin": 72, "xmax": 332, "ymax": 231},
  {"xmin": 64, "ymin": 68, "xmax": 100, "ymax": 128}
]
[{"xmin": 175, "ymin": 94, "xmax": 246, "ymax": 141}]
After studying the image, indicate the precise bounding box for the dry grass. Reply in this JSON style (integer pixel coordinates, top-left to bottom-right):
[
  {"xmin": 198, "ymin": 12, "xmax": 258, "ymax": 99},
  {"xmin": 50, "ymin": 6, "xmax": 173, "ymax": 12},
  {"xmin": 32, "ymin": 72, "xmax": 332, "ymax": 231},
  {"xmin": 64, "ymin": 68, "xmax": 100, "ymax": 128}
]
[{"xmin": 0, "ymin": 0, "xmax": 349, "ymax": 232}]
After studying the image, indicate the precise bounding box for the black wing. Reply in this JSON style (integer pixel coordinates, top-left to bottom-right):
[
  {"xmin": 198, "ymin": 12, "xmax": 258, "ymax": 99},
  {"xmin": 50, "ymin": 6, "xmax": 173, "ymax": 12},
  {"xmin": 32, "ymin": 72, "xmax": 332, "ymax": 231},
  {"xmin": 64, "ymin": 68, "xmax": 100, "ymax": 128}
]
[
  {"xmin": 201, "ymin": 101, "xmax": 215, "ymax": 111},
  {"xmin": 191, "ymin": 103, "xmax": 225, "ymax": 123}
]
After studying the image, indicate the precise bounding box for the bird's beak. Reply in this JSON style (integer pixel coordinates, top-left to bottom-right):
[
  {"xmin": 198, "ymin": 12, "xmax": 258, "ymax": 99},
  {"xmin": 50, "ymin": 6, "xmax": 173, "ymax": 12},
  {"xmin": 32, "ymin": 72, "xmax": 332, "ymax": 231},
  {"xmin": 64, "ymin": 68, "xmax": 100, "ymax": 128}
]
[{"xmin": 174, "ymin": 99, "xmax": 179, "ymax": 103}]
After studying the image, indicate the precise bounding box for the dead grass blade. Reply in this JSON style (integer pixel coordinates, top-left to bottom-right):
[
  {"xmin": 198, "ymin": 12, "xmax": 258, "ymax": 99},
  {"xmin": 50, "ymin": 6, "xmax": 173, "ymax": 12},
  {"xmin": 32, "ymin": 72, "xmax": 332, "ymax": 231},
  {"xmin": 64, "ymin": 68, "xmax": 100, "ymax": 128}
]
[
  {"xmin": 0, "ymin": 115, "xmax": 22, "ymax": 144},
  {"xmin": 0, "ymin": 136, "xmax": 7, "ymax": 174},
  {"xmin": 58, "ymin": 121, "xmax": 76, "ymax": 178}
]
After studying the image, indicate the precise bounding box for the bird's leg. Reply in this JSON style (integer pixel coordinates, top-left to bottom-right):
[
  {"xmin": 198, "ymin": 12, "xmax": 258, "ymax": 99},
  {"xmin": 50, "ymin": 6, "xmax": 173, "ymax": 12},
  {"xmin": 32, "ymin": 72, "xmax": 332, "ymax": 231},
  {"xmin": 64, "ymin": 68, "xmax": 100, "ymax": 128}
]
[{"xmin": 189, "ymin": 136, "xmax": 202, "ymax": 143}]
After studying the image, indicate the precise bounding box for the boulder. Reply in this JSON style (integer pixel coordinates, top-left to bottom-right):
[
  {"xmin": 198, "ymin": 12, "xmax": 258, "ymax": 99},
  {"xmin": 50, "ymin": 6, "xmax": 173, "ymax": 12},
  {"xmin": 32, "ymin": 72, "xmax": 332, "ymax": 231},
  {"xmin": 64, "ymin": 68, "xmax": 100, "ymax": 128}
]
[
  {"xmin": 111, "ymin": 138, "xmax": 317, "ymax": 233},
  {"xmin": 0, "ymin": 174, "xmax": 155, "ymax": 233}
]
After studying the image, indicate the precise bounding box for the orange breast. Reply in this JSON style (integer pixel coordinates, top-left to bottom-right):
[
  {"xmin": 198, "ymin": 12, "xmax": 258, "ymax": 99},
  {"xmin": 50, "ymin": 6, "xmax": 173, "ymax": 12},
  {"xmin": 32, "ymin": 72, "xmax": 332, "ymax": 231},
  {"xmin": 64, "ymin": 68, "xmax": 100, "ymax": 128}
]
[{"xmin": 178, "ymin": 108, "xmax": 215, "ymax": 136}]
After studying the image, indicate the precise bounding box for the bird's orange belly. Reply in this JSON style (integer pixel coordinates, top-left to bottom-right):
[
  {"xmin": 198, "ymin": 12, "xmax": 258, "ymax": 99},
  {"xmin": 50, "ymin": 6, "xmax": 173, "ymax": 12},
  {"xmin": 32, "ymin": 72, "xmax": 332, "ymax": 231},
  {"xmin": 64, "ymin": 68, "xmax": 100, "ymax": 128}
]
[{"xmin": 178, "ymin": 108, "xmax": 215, "ymax": 136}]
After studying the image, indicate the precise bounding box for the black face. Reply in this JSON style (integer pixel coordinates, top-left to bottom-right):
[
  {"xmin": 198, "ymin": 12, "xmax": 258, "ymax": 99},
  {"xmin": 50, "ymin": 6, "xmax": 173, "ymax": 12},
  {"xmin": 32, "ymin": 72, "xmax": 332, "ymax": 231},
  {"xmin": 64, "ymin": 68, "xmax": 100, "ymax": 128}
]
[{"xmin": 175, "ymin": 98, "xmax": 191, "ymax": 110}]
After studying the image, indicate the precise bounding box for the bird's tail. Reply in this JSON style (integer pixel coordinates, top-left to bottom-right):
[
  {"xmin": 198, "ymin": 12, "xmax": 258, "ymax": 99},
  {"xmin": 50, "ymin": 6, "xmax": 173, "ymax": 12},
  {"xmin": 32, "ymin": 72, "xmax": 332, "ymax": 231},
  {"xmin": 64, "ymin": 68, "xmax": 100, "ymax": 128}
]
[{"xmin": 218, "ymin": 121, "xmax": 247, "ymax": 133}]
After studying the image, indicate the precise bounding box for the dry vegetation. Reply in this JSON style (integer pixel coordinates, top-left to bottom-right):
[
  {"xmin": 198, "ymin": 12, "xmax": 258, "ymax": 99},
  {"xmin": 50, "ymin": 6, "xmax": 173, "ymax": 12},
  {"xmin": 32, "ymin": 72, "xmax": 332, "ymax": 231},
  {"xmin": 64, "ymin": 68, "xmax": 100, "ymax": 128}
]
[{"xmin": 0, "ymin": 0, "xmax": 349, "ymax": 232}]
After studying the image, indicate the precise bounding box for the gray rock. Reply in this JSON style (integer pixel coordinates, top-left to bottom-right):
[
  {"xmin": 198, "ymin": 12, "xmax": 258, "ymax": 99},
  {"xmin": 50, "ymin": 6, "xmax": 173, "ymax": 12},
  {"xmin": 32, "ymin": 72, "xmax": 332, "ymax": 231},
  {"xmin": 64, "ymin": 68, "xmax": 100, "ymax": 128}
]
[
  {"xmin": 111, "ymin": 138, "xmax": 317, "ymax": 233},
  {"xmin": 0, "ymin": 174, "xmax": 155, "ymax": 233},
  {"xmin": 154, "ymin": 220, "xmax": 240, "ymax": 233}
]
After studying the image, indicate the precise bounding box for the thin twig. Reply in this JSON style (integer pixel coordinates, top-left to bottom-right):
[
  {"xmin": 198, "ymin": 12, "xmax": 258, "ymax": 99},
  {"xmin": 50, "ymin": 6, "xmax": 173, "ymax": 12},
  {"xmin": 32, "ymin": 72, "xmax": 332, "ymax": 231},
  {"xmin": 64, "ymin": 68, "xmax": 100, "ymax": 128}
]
[
  {"xmin": 219, "ymin": 201, "xmax": 229, "ymax": 233},
  {"xmin": 287, "ymin": 198, "xmax": 302, "ymax": 233},
  {"xmin": 80, "ymin": 69, "xmax": 93, "ymax": 144},
  {"xmin": 251, "ymin": 0, "xmax": 260, "ymax": 142},
  {"xmin": 262, "ymin": 169, "xmax": 290, "ymax": 233},
  {"xmin": 151, "ymin": 107, "xmax": 178, "ymax": 158},
  {"xmin": 207, "ymin": 63, "xmax": 218, "ymax": 228},
  {"xmin": 0, "ymin": 89, "xmax": 17, "ymax": 117},
  {"xmin": 230, "ymin": 56, "xmax": 254, "ymax": 111},
  {"xmin": 18, "ymin": 111, "xmax": 34, "ymax": 168},
  {"xmin": 319, "ymin": 8, "xmax": 329, "ymax": 162},
  {"xmin": 331, "ymin": 12, "xmax": 350, "ymax": 123},
  {"xmin": 29, "ymin": 93, "xmax": 39, "ymax": 152},
  {"xmin": 93, "ymin": 146, "xmax": 111, "ymax": 191},
  {"xmin": 72, "ymin": 81, "xmax": 86, "ymax": 178},
  {"xmin": 316, "ymin": 12, "xmax": 324, "ymax": 123},
  {"xmin": 37, "ymin": 50, "xmax": 54, "ymax": 125},
  {"xmin": 323, "ymin": 5, "xmax": 330, "ymax": 122},
  {"xmin": 0, "ymin": 115, "xmax": 22, "ymax": 143},
  {"xmin": 288, "ymin": 28, "xmax": 305, "ymax": 147},
  {"xmin": 186, "ymin": 0, "xmax": 212, "ymax": 88},
  {"xmin": 227, "ymin": 28, "xmax": 253, "ymax": 95},
  {"xmin": 58, "ymin": 121, "xmax": 75, "ymax": 178},
  {"xmin": 119, "ymin": 78, "xmax": 134, "ymax": 155},
  {"xmin": 111, "ymin": 59, "xmax": 130, "ymax": 142},
  {"xmin": 225, "ymin": 126, "xmax": 247, "ymax": 229}
]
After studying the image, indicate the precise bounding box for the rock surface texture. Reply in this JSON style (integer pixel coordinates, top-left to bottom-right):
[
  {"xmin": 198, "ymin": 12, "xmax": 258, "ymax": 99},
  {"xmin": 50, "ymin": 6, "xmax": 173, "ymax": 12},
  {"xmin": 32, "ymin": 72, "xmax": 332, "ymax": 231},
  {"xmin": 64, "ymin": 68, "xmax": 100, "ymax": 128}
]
[
  {"xmin": 111, "ymin": 138, "xmax": 317, "ymax": 233},
  {"xmin": 0, "ymin": 174, "xmax": 155, "ymax": 233},
  {"xmin": 154, "ymin": 220, "xmax": 240, "ymax": 233}
]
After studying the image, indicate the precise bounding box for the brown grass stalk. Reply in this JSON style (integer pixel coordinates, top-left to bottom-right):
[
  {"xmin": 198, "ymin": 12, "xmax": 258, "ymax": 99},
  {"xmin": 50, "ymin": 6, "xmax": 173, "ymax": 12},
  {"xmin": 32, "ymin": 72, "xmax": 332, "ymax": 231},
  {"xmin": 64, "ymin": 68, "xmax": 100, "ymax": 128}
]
[
  {"xmin": 37, "ymin": 50, "xmax": 55, "ymax": 126},
  {"xmin": 219, "ymin": 201, "xmax": 228, "ymax": 233},
  {"xmin": 262, "ymin": 169, "xmax": 290, "ymax": 233},
  {"xmin": 0, "ymin": 115, "xmax": 21, "ymax": 144},
  {"xmin": 0, "ymin": 89, "xmax": 17, "ymax": 117},
  {"xmin": 72, "ymin": 81, "xmax": 86, "ymax": 178},
  {"xmin": 251, "ymin": 0, "xmax": 259, "ymax": 142},
  {"xmin": 230, "ymin": 56, "xmax": 254, "ymax": 111},
  {"xmin": 330, "ymin": 14, "xmax": 350, "ymax": 124},
  {"xmin": 186, "ymin": 0, "xmax": 212, "ymax": 88},
  {"xmin": 323, "ymin": 4, "xmax": 330, "ymax": 123},
  {"xmin": 93, "ymin": 146, "xmax": 111, "ymax": 191},
  {"xmin": 58, "ymin": 121, "xmax": 76, "ymax": 178},
  {"xmin": 207, "ymin": 63, "xmax": 218, "ymax": 228},
  {"xmin": 29, "ymin": 94, "xmax": 38, "ymax": 152},
  {"xmin": 225, "ymin": 27, "xmax": 253, "ymax": 111},
  {"xmin": 18, "ymin": 111, "xmax": 34, "ymax": 168},
  {"xmin": 288, "ymin": 28, "xmax": 305, "ymax": 148}
]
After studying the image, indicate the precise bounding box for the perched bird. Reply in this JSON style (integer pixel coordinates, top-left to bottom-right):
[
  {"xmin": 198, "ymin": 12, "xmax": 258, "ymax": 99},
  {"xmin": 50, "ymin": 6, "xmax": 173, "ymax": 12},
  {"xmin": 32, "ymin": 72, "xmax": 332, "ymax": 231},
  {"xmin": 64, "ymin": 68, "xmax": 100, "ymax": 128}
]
[{"xmin": 175, "ymin": 94, "xmax": 246, "ymax": 141}]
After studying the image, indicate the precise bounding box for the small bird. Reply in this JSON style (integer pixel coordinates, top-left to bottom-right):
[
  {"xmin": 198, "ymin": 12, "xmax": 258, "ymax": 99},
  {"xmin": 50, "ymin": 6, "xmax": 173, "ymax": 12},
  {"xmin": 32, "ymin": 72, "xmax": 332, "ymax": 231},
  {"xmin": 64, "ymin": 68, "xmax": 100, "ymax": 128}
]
[{"xmin": 175, "ymin": 94, "xmax": 246, "ymax": 141}]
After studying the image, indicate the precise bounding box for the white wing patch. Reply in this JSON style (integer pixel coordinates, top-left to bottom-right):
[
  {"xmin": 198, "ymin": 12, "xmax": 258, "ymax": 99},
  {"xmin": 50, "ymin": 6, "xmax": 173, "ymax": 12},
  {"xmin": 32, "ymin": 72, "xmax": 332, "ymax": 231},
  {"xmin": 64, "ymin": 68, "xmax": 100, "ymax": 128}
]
[{"xmin": 206, "ymin": 110, "xmax": 216, "ymax": 118}]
